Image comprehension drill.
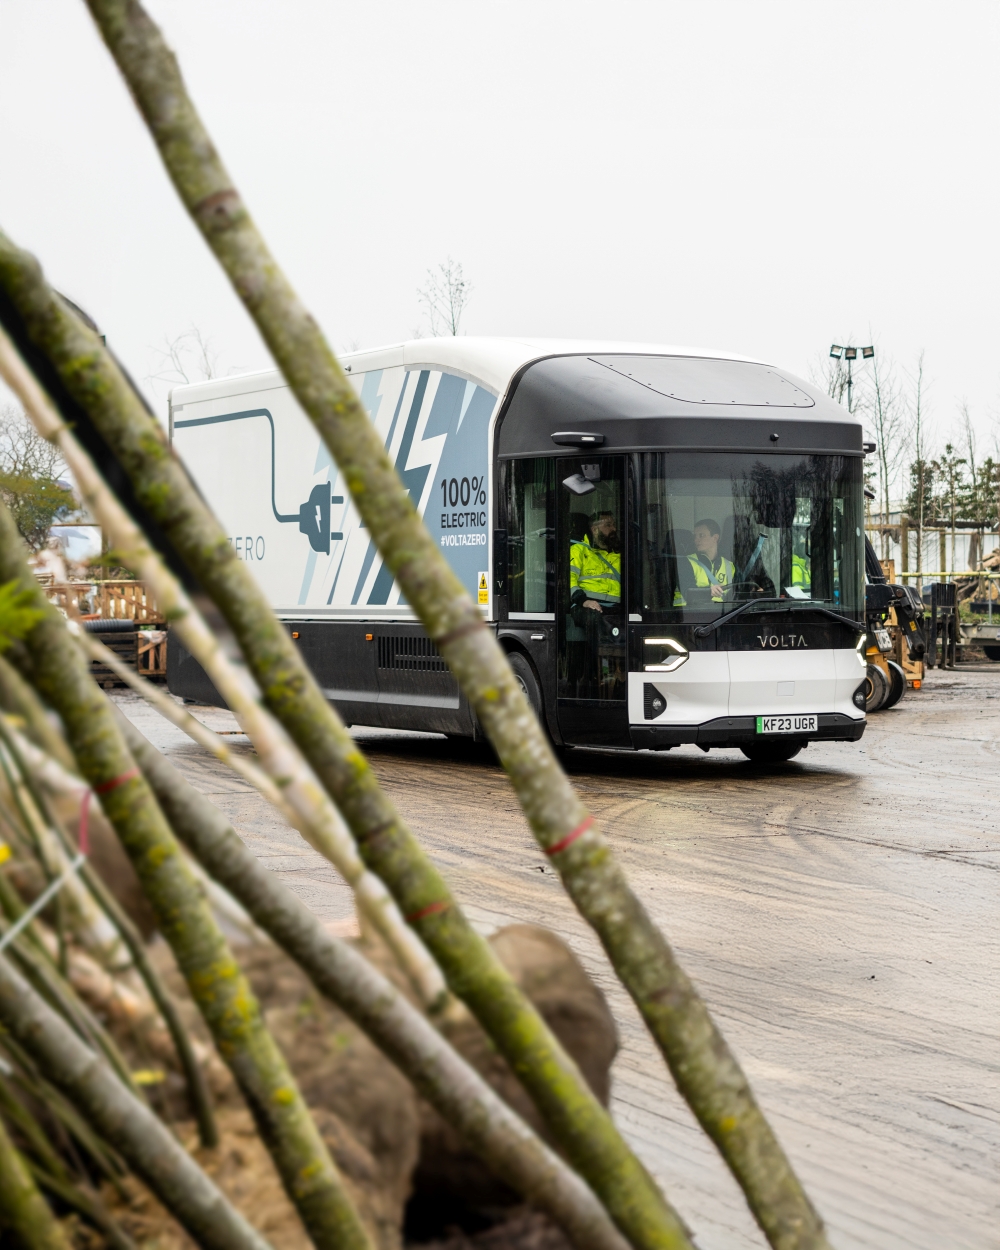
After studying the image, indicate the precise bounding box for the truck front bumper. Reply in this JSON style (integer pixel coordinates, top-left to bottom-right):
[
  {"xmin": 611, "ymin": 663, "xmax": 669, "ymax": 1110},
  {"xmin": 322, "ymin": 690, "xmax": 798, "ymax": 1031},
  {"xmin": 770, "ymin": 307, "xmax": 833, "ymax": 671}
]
[{"xmin": 629, "ymin": 712, "xmax": 866, "ymax": 752}]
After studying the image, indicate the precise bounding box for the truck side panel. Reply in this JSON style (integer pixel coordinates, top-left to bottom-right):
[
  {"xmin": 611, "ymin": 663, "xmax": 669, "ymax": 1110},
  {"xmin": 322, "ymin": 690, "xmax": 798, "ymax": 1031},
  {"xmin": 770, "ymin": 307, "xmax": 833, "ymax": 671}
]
[{"xmin": 170, "ymin": 367, "xmax": 497, "ymax": 616}]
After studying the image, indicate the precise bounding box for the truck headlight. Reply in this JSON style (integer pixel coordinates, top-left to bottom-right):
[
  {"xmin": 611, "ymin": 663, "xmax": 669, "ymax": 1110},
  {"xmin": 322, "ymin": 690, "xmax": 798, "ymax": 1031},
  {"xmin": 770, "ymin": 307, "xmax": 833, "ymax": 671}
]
[
  {"xmin": 644, "ymin": 637, "xmax": 689, "ymax": 673},
  {"xmin": 855, "ymin": 633, "xmax": 868, "ymax": 667}
]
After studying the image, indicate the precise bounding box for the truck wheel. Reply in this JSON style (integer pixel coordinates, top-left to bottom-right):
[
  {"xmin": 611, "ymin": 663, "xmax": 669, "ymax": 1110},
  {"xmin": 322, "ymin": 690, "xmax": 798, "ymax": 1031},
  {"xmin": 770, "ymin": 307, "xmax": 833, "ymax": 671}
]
[
  {"xmin": 881, "ymin": 661, "xmax": 906, "ymax": 710},
  {"xmin": 865, "ymin": 662, "xmax": 889, "ymax": 712},
  {"xmin": 740, "ymin": 740, "xmax": 803, "ymax": 763},
  {"xmin": 508, "ymin": 652, "xmax": 544, "ymax": 724},
  {"xmin": 984, "ymin": 646, "xmax": 1000, "ymax": 662}
]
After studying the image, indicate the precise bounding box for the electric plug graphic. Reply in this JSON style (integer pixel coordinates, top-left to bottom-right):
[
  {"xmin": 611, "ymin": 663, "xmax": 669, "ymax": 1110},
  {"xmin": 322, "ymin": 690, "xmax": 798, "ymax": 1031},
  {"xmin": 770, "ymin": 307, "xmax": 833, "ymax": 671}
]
[{"xmin": 296, "ymin": 484, "xmax": 344, "ymax": 554}]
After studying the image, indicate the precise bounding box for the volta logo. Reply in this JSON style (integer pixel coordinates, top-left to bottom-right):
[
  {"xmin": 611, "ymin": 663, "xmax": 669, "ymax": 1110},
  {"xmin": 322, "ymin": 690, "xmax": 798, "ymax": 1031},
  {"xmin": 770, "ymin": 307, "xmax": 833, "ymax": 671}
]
[{"xmin": 757, "ymin": 634, "xmax": 808, "ymax": 648}]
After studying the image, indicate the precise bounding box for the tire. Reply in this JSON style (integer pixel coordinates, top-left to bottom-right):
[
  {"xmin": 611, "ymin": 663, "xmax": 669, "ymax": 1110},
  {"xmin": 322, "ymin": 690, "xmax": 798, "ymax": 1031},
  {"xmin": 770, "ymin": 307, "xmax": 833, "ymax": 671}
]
[
  {"xmin": 865, "ymin": 662, "xmax": 889, "ymax": 712},
  {"xmin": 508, "ymin": 651, "xmax": 544, "ymax": 724},
  {"xmin": 984, "ymin": 645, "xmax": 1000, "ymax": 662},
  {"xmin": 740, "ymin": 740, "xmax": 803, "ymax": 763},
  {"xmin": 881, "ymin": 660, "xmax": 906, "ymax": 710}
]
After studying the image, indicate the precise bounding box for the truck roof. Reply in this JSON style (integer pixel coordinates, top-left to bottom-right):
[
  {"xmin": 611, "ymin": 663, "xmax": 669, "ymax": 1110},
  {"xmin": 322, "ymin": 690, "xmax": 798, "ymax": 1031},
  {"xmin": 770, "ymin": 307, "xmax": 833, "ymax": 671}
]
[{"xmin": 169, "ymin": 336, "xmax": 766, "ymax": 407}]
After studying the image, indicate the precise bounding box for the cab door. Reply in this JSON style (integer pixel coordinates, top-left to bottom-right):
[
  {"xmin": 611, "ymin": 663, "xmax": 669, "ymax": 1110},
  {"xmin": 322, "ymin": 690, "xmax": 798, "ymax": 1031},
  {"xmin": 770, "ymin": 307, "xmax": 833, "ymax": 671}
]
[{"xmin": 555, "ymin": 455, "xmax": 630, "ymax": 746}]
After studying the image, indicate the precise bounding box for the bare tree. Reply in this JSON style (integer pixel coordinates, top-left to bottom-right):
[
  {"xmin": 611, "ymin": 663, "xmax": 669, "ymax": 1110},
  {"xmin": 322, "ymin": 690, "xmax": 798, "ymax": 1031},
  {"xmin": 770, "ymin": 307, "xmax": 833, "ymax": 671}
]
[
  {"xmin": 959, "ymin": 403, "xmax": 984, "ymax": 568},
  {"xmin": 812, "ymin": 335, "xmax": 871, "ymax": 417},
  {"xmin": 418, "ymin": 257, "xmax": 473, "ymax": 336},
  {"xmin": 904, "ymin": 352, "xmax": 932, "ymax": 580},
  {"xmin": 0, "ymin": 404, "xmax": 74, "ymax": 551},
  {"xmin": 818, "ymin": 352, "xmax": 851, "ymax": 408},
  {"xmin": 867, "ymin": 347, "xmax": 905, "ymax": 557},
  {"xmin": 146, "ymin": 325, "xmax": 220, "ymax": 389},
  {"xmin": 0, "ymin": 403, "xmax": 65, "ymax": 481}
]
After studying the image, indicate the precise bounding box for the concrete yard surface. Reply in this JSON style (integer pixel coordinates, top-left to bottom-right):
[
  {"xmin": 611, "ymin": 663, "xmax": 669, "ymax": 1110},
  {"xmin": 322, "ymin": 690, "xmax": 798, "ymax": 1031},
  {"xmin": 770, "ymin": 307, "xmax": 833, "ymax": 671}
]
[{"xmin": 116, "ymin": 663, "xmax": 1000, "ymax": 1250}]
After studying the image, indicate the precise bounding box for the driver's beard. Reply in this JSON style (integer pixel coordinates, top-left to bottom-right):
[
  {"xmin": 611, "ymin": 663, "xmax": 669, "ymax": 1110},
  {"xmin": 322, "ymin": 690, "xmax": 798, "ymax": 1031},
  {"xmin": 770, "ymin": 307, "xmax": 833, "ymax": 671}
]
[{"xmin": 601, "ymin": 534, "xmax": 621, "ymax": 553}]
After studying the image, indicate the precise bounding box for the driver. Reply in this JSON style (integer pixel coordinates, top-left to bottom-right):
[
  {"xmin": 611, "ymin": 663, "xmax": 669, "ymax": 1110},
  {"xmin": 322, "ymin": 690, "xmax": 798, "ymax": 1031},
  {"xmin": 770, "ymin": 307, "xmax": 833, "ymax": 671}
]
[
  {"xmin": 684, "ymin": 518, "xmax": 735, "ymax": 601},
  {"xmin": 570, "ymin": 510, "xmax": 621, "ymax": 613}
]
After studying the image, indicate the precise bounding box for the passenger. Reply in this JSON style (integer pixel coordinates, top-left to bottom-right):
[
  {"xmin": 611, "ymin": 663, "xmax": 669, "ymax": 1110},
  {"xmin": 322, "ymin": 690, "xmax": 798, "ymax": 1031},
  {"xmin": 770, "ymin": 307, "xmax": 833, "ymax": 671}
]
[
  {"xmin": 791, "ymin": 537, "xmax": 811, "ymax": 589},
  {"xmin": 684, "ymin": 518, "xmax": 735, "ymax": 601},
  {"xmin": 570, "ymin": 510, "xmax": 621, "ymax": 614}
]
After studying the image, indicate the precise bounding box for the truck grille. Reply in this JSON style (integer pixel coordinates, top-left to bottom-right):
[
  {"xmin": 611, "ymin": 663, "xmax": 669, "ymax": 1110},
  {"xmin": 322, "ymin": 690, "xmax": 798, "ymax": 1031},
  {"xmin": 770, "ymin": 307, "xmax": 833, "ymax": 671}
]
[{"xmin": 377, "ymin": 636, "xmax": 448, "ymax": 672}]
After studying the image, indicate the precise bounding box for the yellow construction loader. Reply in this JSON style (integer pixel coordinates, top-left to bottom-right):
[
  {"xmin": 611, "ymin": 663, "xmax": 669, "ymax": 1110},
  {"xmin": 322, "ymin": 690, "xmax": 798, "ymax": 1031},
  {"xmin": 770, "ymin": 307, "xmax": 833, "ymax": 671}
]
[{"xmin": 863, "ymin": 540, "xmax": 926, "ymax": 712}]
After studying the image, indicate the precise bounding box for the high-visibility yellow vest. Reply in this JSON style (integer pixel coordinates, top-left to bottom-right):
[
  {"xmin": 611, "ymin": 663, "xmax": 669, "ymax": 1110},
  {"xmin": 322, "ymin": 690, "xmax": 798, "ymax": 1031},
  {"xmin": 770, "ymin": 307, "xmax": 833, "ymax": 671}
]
[
  {"xmin": 673, "ymin": 552, "xmax": 736, "ymax": 606},
  {"xmin": 791, "ymin": 554, "xmax": 810, "ymax": 586},
  {"xmin": 570, "ymin": 542, "xmax": 621, "ymax": 602},
  {"xmin": 688, "ymin": 553, "xmax": 735, "ymax": 588}
]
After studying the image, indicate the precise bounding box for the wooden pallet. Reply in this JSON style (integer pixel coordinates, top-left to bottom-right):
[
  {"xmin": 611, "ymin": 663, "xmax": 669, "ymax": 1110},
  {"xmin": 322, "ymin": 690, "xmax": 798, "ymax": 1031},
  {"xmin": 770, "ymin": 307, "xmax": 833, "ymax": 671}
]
[
  {"xmin": 137, "ymin": 629, "xmax": 167, "ymax": 677},
  {"xmin": 88, "ymin": 627, "xmax": 138, "ymax": 690}
]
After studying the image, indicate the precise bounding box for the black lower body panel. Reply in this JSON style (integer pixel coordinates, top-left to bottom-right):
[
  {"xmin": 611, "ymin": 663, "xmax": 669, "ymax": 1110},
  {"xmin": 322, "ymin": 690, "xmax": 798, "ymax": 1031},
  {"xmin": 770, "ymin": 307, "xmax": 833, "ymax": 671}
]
[
  {"xmin": 630, "ymin": 713, "xmax": 866, "ymax": 752},
  {"xmin": 556, "ymin": 700, "xmax": 632, "ymax": 748},
  {"xmin": 167, "ymin": 632, "xmax": 226, "ymax": 707},
  {"xmin": 167, "ymin": 620, "xmax": 478, "ymax": 736}
]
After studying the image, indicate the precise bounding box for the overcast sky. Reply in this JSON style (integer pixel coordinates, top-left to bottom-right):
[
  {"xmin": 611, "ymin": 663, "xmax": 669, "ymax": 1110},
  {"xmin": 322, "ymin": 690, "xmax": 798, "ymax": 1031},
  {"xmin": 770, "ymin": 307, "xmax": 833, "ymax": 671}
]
[{"xmin": 2, "ymin": 1, "xmax": 998, "ymax": 459}]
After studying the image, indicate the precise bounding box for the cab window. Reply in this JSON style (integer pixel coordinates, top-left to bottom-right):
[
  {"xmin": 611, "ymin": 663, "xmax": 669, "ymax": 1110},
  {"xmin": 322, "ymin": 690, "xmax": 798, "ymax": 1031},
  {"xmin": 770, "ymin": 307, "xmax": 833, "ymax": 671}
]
[{"xmin": 506, "ymin": 458, "xmax": 555, "ymax": 613}]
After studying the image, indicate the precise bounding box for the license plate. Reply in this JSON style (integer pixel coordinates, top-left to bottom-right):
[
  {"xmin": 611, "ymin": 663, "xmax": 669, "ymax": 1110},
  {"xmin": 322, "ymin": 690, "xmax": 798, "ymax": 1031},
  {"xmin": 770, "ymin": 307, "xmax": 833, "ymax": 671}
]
[
  {"xmin": 756, "ymin": 714, "xmax": 818, "ymax": 735},
  {"xmin": 874, "ymin": 628, "xmax": 893, "ymax": 652}
]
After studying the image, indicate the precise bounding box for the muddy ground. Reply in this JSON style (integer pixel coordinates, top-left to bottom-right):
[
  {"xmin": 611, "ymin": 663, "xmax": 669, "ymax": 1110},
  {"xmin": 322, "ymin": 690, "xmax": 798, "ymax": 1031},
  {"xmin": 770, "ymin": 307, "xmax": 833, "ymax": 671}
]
[{"xmin": 116, "ymin": 661, "xmax": 1000, "ymax": 1250}]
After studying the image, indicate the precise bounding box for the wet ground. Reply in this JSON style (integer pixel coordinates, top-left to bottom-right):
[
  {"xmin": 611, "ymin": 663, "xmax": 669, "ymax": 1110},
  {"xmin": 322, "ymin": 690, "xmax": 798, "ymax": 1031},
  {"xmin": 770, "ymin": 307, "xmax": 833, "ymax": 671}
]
[{"xmin": 116, "ymin": 662, "xmax": 1000, "ymax": 1250}]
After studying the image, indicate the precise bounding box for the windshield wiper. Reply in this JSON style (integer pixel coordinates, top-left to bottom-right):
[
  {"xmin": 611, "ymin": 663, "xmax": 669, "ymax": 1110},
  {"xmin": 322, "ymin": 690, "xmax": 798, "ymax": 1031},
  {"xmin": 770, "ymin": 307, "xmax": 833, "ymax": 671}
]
[{"xmin": 695, "ymin": 598, "xmax": 865, "ymax": 637}]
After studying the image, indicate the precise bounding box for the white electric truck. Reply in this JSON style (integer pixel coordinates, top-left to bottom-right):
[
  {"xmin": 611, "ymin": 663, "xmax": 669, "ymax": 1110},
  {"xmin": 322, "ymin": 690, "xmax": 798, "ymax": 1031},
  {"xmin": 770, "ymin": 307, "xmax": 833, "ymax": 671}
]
[{"xmin": 169, "ymin": 338, "xmax": 868, "ymax": 761}]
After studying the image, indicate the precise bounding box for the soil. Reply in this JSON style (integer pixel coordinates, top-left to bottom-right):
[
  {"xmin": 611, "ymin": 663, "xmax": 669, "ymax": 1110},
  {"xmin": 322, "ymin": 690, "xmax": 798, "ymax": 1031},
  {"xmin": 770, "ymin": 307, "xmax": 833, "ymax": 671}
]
[
  {"xmin": 81, "ymin": 1108, "xmax": 313, "ymax": 1250},
  {"xmin": 408, "ymin": 924, "xmax": 617, "ymax": 1233},
  {"xmin": 408, "ymin": 1208, "xmax": 573, "ymax": 1250},
  {"xmin": 85, "ymin": 924, "xmax": 616, "ymax": 1250},
  {"xmin": 90, "ymin": 1152, "xmax": 571, "ymax": 1250}
]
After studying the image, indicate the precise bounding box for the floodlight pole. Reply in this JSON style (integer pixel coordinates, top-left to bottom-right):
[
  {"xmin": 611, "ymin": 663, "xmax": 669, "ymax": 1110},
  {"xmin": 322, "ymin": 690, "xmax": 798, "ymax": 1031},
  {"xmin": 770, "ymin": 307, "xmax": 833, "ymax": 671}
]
[{"xmin": 829, "ymin": 344, "xmax": 873, "ymax": 414}]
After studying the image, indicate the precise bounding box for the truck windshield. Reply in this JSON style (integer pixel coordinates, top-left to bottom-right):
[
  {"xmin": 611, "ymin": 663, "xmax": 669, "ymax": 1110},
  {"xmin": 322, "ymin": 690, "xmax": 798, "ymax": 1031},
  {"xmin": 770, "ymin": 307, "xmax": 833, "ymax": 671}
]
[{"xmin": 632, "ymin": 451, "xmax": 864, "ymax": 621}]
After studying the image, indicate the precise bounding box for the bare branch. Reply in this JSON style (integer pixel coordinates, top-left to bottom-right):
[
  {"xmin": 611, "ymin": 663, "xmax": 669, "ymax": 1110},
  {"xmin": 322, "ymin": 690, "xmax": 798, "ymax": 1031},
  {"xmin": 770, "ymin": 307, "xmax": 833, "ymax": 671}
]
[
  {"xmin": 144, "ymin": 325, "xmax": 220, "ymax": 396},
  {"xmin": 418, "ymin": 257, "xmax": 473, "ymax": 336}
]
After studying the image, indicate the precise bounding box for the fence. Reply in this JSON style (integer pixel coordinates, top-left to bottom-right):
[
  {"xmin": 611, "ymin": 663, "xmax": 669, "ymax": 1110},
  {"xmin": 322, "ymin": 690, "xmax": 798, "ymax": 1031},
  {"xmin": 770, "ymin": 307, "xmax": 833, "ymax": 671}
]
[
  {"xmin": 865, "ymin": 518, "xmax": 999, "ymax": 580},
  {"xmin": 44, "ymin": 580, "xmax": 164, "ymax": 624}
]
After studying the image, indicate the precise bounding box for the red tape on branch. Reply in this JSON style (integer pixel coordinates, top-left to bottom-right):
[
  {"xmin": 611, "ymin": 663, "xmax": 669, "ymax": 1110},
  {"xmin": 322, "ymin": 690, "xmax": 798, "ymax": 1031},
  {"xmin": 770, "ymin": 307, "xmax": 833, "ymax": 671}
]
[
  {"xmin": 94, "ymin": 767, "xmax": 140, "ymax": 795},
  {"xmin": 405, "ymin": 900, "xmax": 450, "ymax": 924},
  {"xmin": 544, "ymin": 816, "xmax": 594, "ymax": 857},
  {"xmin": 78, "ymin": 790, "xmax": 91, "ymax": 857}
]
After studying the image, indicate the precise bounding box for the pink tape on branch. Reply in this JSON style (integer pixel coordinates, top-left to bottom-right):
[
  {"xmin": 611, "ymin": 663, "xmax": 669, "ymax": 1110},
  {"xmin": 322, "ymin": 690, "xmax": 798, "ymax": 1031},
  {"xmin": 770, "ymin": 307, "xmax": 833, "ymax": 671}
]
[
  {"xmin": 94, "ymin": 767, "xmax": 140, "ymax": 795},
  {"xmin": 78, "ymin": 790, "xmax": 91, "ymax": 857},
  {"xmin": 544, "ymin": 816, "xmax": 594, "ymax": 857}
]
